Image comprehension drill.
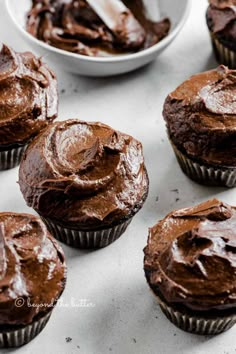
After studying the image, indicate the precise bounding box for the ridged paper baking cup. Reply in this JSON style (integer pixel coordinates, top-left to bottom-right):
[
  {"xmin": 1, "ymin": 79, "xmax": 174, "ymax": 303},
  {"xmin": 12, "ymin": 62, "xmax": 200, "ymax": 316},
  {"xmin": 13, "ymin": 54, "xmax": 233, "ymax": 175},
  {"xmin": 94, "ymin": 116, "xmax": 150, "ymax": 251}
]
[
  {"xmin": 41, "ymin": 217, "xmax": 132, "ymax": 249},
  {"xmin": 156, "ymin": 296, "xmax": 236, "ymax": 335},
  {"xmin": 0, "ymin": 145, "xmax": 27, "ymax": 170},
  {"xmin": 0, "ymin": 311, "xmax": 51, "ymax": 348},
  {"xmin": 172, "ymin": 143, "xmax": 236, "ymax": 187},
  {"xmin": 209, "ymin": 32, "xmax": 236, "ymax": 68}
]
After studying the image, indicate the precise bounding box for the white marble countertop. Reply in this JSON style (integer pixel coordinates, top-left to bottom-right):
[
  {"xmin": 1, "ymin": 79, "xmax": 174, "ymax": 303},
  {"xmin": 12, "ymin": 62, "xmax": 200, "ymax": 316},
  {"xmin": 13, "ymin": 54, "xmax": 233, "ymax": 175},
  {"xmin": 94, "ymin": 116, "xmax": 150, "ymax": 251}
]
[{"xmin": 0, "ymin": 1, "xmax": 235, "ymax": 353}]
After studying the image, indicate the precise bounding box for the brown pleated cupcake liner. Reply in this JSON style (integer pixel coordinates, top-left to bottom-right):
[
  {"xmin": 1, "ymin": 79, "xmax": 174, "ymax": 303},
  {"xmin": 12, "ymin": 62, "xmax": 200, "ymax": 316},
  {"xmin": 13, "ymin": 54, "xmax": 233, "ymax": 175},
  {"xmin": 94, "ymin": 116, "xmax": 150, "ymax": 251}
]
[
  {"xmin": 171, "ymin": 142, "xmax": 236, "ymax": 187},
  {"xmin": 41, "ymin": 217, "xmax": 132, "ymax": 249},
  {"xmin": 209, "ymin": 31, "xmax": 236, "ymax": 68},
  {"xmin": 0, "ymin": 144, "xmax": 27, "ymax": 171},
  {"xmin": 156, "ymin": 296, "xmax": 236, "ymax": 335},
  {"xmin": 0, "ymin": 311, "xmax": 51, "ymax": 348}
]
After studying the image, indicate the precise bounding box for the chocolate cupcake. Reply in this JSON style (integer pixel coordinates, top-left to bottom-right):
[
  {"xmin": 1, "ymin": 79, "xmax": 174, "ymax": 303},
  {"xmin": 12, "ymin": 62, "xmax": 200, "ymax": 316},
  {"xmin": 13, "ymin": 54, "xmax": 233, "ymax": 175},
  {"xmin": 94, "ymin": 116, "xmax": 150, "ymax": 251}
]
[
  {"xmin": 144, "ymin": 199, "xmax": 236, "ymax": 335},
  {"xmin": 0, "ymin": 212, "xmax": 66, "ymax": 347},
  {"xmin": 0, "ymin": 44, "xmax": 58, "ymax": 170},
  {"xmin": 163, "ymin": 65, "xmax": 236, "ymax": 187},
  {"xmin": 206, "ymin": 0, "xmax": 236, "ymax": 68},
  {"xmin": 19, "ymin": 119, "xmax": 149, "ymax": 249}
]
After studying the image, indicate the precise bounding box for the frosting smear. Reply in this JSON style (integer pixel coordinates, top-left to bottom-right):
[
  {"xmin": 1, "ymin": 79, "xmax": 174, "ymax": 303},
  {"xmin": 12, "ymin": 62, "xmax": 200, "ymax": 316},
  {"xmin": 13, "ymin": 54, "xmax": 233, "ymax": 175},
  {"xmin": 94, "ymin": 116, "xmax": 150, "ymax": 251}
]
[{"xmin": 26, "ymin": 0, "xmax": 171, "ymax": 56}]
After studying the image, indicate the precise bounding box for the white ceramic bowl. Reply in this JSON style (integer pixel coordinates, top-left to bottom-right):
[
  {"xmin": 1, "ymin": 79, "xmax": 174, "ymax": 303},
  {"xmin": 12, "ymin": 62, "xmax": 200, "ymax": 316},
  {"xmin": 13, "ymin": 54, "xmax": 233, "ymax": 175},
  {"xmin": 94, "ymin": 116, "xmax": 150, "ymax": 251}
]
[{"xmin": 5, "ymin": 0, "xmax": 191, "ymax": 77}]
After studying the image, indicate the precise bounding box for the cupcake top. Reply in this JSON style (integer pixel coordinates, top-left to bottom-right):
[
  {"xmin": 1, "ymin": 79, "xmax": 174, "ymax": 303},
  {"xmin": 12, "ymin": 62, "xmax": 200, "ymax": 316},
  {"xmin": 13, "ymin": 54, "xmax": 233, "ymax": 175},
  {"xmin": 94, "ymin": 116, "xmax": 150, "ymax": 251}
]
[
  {"xmin": 19, "ymin": 119, "xmax": 149, "ymax": 230},
  {"xmin": 144, "ymin": 199, "xmax": 236, "ymax": 312},
  {"xmin": 0, "ymin": 44, "xmax": 58, "ymax": 146},
  {"xmin": 0, "ymin": 212, "xmax": 66, "ymax": 326},
  {"xmin": 163, "ymin": 65, "xmax": 236, "ymax": 165},
  {"xmin": 207, "ymin": 1, "xmax": 236, "ymax": 50}
]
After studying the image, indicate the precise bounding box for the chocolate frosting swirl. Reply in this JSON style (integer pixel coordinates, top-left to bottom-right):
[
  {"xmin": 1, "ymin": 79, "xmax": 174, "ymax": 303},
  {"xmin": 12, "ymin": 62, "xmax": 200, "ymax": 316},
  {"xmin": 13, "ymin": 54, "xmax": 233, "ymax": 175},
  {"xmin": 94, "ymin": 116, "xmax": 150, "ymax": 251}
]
[
  {"xmin": 144, "ymin": 199, "xmax": 236, "ymax": 312},
  {"xmin": 207, "ymin": 1, "xmax": 236, "ymax": 50},
  {"xmin": 0, "ymin": 44, "xmax": 58, "ymax": 146},
  {"xmin": 163, "ymin": 65, "xmax": 236, "ymax": 165},
  {"xmin": 26, "ymin": 0, "xmax": 170, "ymax": 56},
  {"xmin": 0, "ymin": 213, "xmax": 66, "ymax": 326},
  {"xmin": 19, "ymin": 119, "xmax": 149, "ymax": 229}
]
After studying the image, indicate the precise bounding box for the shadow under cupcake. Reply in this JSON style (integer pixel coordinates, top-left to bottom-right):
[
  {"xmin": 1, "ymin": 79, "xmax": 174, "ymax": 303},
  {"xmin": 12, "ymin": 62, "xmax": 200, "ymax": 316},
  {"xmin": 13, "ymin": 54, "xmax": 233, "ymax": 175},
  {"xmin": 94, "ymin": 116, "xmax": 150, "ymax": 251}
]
[{"xmin": 19, "ymin": 119, "xmax": 149, "ymax": 249}]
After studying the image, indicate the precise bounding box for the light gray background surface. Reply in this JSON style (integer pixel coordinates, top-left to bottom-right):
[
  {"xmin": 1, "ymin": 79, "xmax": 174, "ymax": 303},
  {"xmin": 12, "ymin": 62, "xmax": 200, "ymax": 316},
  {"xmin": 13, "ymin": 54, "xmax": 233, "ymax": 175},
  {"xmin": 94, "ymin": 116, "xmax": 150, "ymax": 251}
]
[{"xmin": 0, "ymin": 1, "xmax": 235, "ymax": 353}]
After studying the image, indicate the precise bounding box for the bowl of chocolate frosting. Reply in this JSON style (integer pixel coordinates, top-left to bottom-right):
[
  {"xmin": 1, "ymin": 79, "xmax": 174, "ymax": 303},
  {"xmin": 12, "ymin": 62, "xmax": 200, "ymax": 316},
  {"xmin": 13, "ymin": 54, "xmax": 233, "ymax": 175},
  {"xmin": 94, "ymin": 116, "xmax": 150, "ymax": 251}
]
[{"xmin": 5, "ymin": 0, "xmax": 191, "ymax": 76}]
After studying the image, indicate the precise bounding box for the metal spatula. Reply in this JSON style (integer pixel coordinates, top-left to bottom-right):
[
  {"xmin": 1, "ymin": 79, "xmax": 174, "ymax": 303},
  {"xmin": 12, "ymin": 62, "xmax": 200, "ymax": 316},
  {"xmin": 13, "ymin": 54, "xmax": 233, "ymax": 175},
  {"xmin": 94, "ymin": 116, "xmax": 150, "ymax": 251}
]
[
  {"xmin": 142, "ymin": 0, "xmax": 161, "ymax": 21},
  {"xmin": 85, "ymin": 0, "xmax": 146, "ymax": 49}
]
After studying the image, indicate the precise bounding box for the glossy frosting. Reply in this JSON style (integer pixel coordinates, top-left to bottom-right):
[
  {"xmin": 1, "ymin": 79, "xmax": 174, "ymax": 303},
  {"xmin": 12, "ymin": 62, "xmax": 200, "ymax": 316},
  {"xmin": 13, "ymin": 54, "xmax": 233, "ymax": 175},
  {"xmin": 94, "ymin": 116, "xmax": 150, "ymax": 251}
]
[
  {"xmin": 207, "ymin": 0, "xmax": 236, "ymax": 50},
  {"xmin": 144, "ymin": 199, "xmax": 236, "ymax": 312},
  {"xmin": 0, "ymin": 44, "xmax": 58, "ymax": 146},
  {"xmin": 163, "ymin": 65, "xmax": 236, "ymax": 165},
  {"xmin": 19, "ymin": 119, "xmax": 149, "ymax": 229},
  {"xmin": 0, "ymin": 213, "xmax": 66, "ymax": 326},
  {"xmin": 26, "ymin": 0, "xmax": 170, "ymax": 56}
]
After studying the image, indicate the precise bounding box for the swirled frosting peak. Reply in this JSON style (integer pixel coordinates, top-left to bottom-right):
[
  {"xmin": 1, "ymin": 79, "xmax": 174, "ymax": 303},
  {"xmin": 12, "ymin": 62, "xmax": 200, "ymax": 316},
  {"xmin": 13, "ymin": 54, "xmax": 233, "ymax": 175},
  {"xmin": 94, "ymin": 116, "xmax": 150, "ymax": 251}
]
[
  {"xmin": 19, "ymin": 120, "xmax": 149, "ymax": 229},
  {"xmin": 144, "ymin": 199, "xmax": 236, "ymax": 312},
  {"xmin": 0, "ymin": 213, "xmax": 66, "ymax": 325},
  {"xmin": 0, "ymin": 44, "xmax": 58, "ymax": 146}
]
